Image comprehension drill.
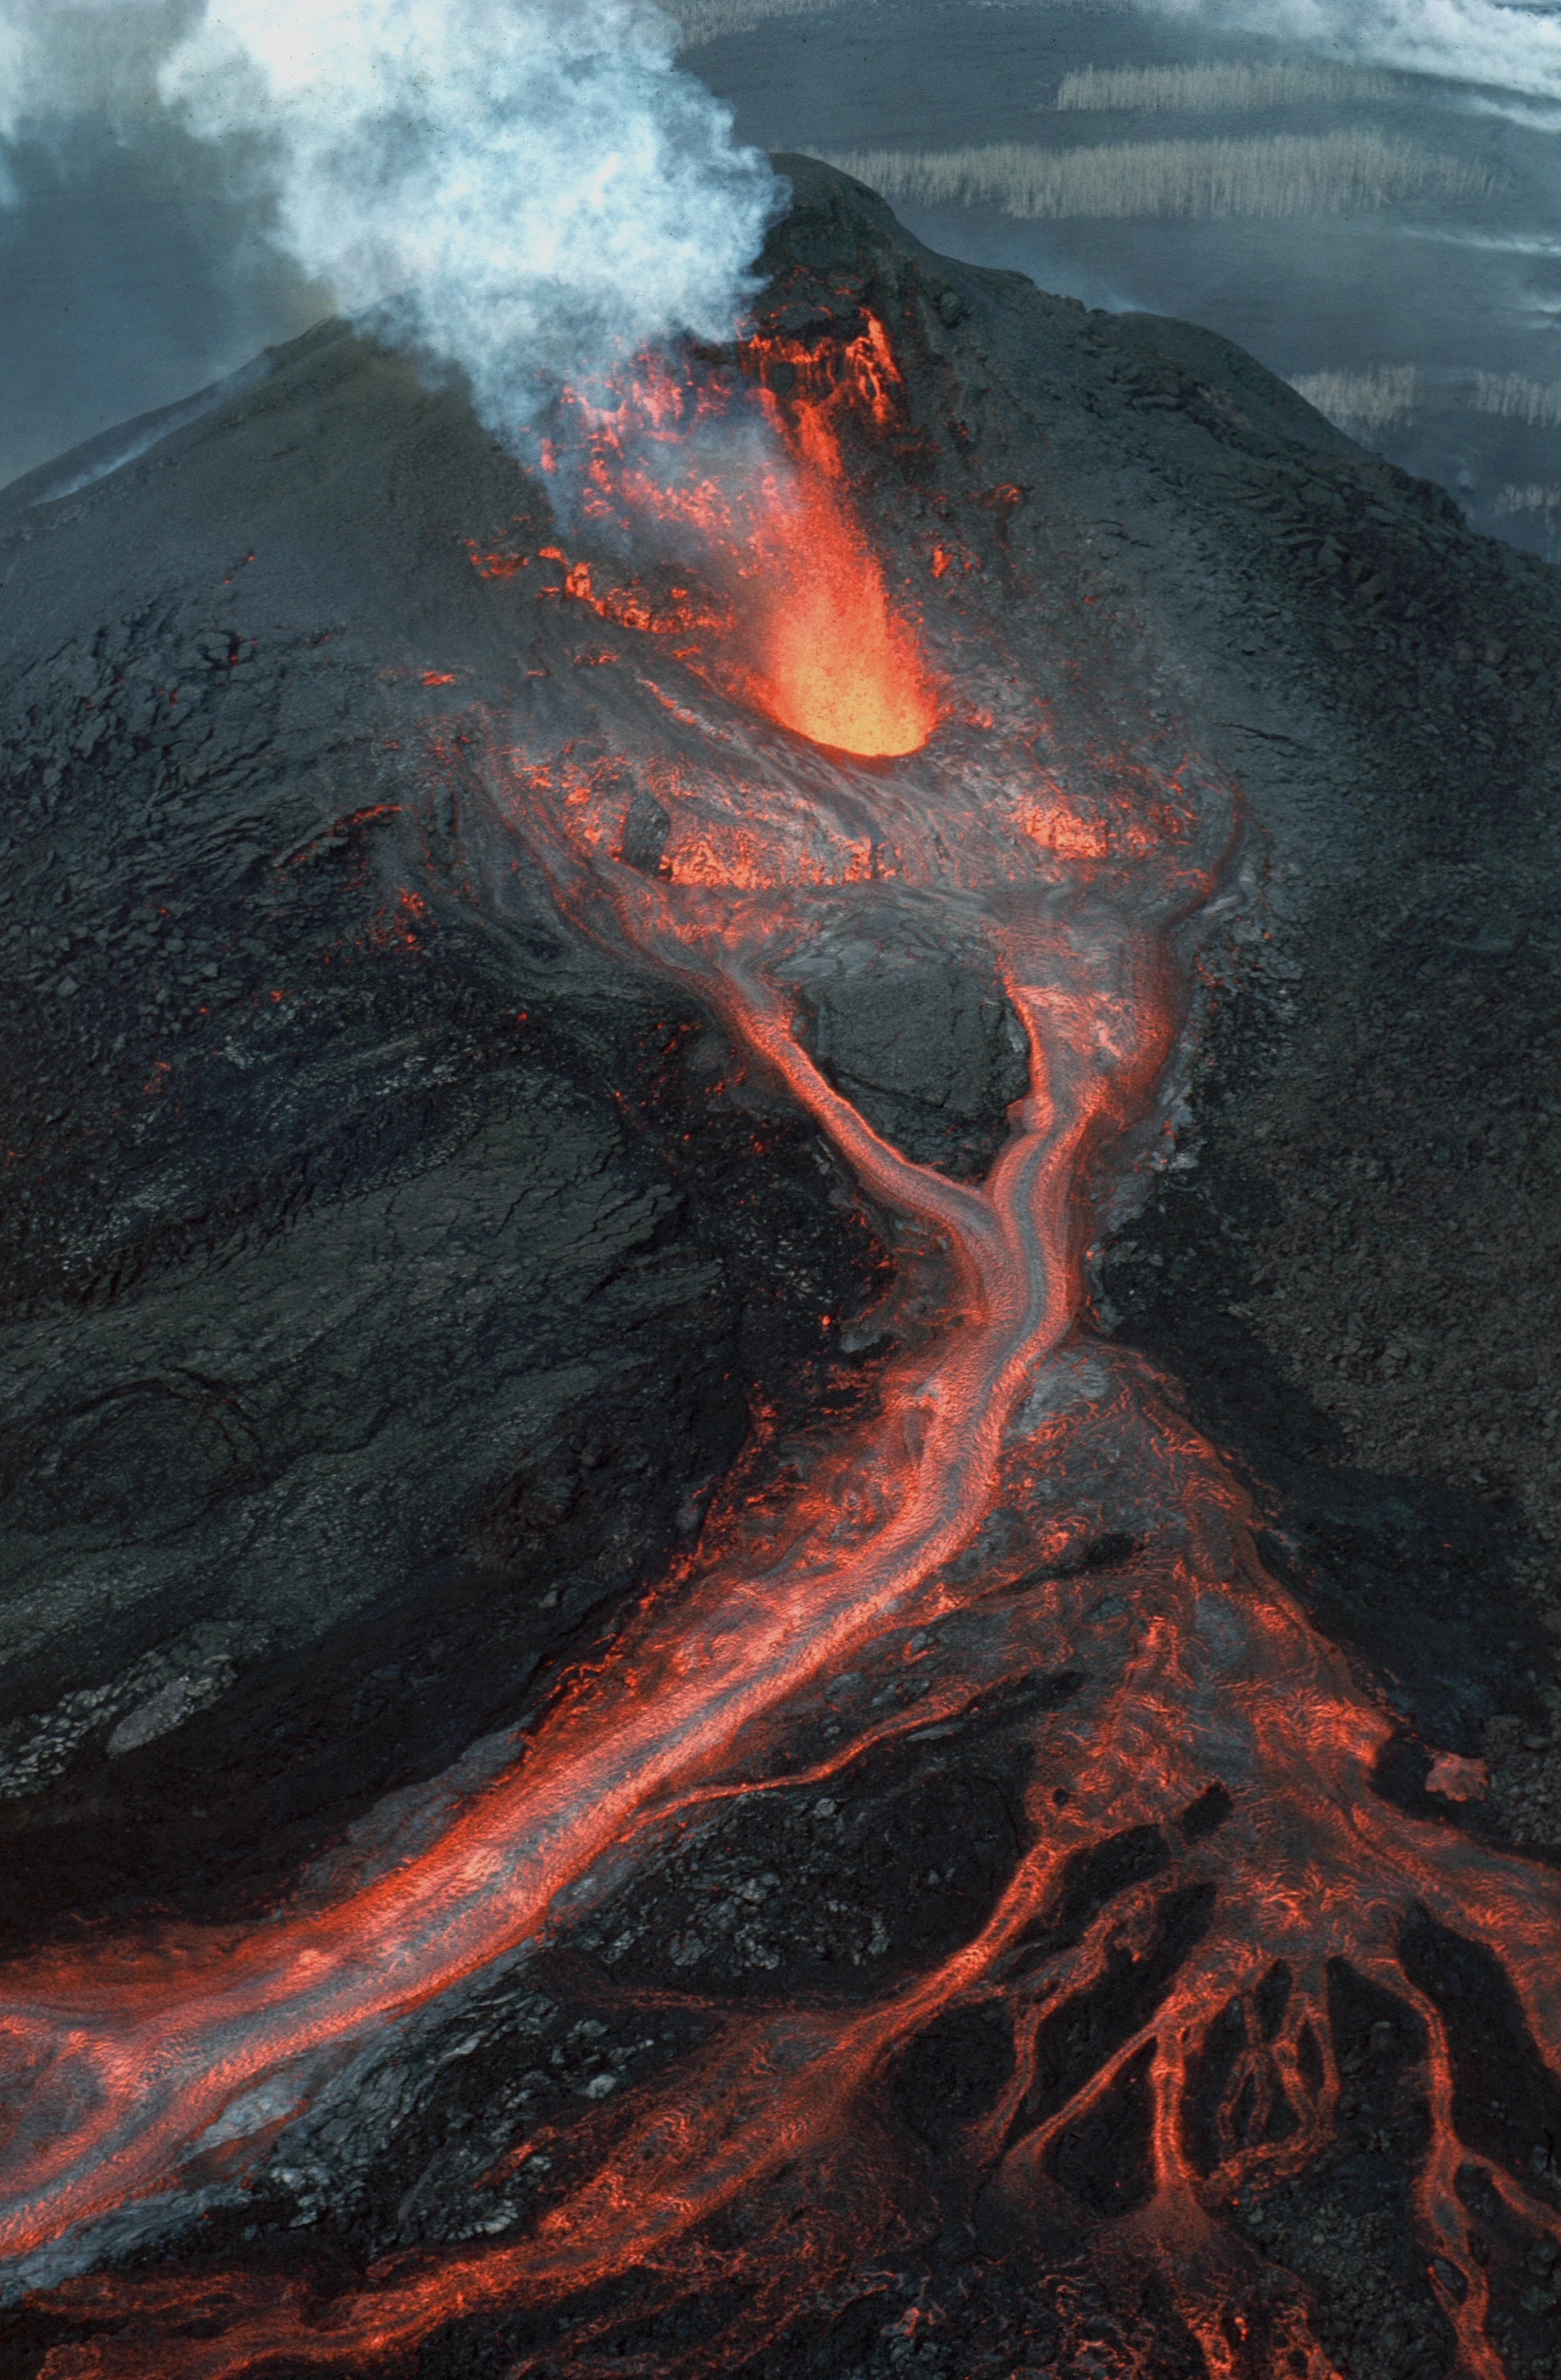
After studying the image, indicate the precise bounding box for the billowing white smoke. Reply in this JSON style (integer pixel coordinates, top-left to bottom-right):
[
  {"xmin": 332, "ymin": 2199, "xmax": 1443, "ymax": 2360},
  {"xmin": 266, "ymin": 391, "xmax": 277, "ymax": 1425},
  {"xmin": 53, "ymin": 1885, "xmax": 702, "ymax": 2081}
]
[
  {"xmin": 162, "ymin": 0, "xmax": 780, "ymax": 440},
  {"xmin": 1139, "ymin": 0, "xmax": 1561, "ymax": 102},
  {"xmin": 2, "ymin": 0, "xmax": 779, "ymax": 444}
]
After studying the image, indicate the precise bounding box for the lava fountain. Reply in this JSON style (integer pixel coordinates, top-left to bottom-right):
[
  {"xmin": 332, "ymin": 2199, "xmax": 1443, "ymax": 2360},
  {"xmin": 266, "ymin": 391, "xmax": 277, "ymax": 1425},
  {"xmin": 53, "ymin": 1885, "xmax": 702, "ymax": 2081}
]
[
  {"xmin": 6, "ymin": 323, "xmax": 1561, "ymax": 2380},
  {"xmin": 549, "ymin": 322, "xmax": 938, "ymax": 757},
  {"xmin": 729, "ymin": 324, "xmax": 938, "ymax": 756}
]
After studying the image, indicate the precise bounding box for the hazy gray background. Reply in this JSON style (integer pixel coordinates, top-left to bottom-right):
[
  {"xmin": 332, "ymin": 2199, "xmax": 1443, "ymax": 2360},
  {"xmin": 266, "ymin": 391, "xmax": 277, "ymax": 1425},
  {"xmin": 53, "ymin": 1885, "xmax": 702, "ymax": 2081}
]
[
  {"xmin": 6, "ymin": 0, "xmax": 1561, "ymax": 559},
  {"xmin": 1, "ymin": 118, "xmax": 322, "ymax": 490}
]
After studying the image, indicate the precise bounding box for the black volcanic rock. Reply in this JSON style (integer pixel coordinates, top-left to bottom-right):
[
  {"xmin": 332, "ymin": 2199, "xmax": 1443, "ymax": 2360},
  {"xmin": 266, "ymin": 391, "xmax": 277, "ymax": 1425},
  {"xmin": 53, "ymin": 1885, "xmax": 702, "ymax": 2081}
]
[
  {"xmin": 800, "ymin": 955, "xmax": 1030, "ymax": 1176},
  {"xmin": 3, "ymin": 154, "xmax": 1561, "ymax": 2378},
  {"xmin": 0, "ymin": 309, "xmax": 890, "ymax": 1926}
]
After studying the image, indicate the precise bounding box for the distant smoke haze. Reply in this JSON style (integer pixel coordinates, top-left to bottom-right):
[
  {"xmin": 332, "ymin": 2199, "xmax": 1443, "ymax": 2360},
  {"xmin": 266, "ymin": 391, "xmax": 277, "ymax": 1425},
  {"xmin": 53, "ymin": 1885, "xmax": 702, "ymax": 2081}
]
[
  {"xmin": 0, "ymin": 0, "xmax": 199, "ymax": 137},
  {"xmin": 668, "ymin": 0, "xmax": 1561, "ymax": 92},
  {"xmin": 1140, "ymin": 0, "xmax": 1561, "ymax": 102}
]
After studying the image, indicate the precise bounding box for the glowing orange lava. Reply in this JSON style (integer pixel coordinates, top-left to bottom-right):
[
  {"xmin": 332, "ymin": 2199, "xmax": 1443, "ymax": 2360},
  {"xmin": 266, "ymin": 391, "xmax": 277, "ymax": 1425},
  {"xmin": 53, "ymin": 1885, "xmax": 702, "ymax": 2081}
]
[
  {"xmin": 739, "ymin": 319, "xmax": 936, "ymax": 755},
  {"xmin": 733, "ymin": 457, "xmax": 935, "ymax": 756}
]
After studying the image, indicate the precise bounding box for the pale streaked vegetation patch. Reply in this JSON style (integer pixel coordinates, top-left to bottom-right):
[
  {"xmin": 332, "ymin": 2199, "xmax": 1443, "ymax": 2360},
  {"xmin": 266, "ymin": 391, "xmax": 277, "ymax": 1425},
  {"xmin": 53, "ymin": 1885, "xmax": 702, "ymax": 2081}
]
[
  {"xmin": 1494, "ymin": 483, "xmax": 1561, "ymax": 517},
  {"xmin": 1475, "ymin": 371, "xmax": 1561, "ymax": 428},
  {"xmin": 1289, "ymin": 366, "xmax": 1421, "ymax": 432},
  {"xmin": 667, "ymin": 0, "xmax": 839, "ymax": 43},
  {"xmin": 826, "ymin": 133, "xmax": 1492, "ymax": 220},
  {"xmin": 1493, "ymin": 484, "xmax": 1561, "ymax": 557},
  {"xmin": 1055, "ymin": 62, "xmax": 1395, "ymax": 113}
]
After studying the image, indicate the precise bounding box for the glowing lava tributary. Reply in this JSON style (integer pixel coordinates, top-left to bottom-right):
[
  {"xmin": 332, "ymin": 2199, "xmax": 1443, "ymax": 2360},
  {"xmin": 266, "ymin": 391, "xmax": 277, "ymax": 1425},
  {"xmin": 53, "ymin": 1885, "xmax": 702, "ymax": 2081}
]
[{"xmin": 6, "ymin": 326, "xmax": 1561, "ymax": 2380}]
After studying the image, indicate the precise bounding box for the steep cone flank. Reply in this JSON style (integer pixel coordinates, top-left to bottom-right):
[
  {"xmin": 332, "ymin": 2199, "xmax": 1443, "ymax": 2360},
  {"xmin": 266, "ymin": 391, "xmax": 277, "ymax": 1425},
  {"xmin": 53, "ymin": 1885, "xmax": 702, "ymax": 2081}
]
[{"xmin": 3, "ymin": 156, "xmax": 1561, "ymax": 2380}]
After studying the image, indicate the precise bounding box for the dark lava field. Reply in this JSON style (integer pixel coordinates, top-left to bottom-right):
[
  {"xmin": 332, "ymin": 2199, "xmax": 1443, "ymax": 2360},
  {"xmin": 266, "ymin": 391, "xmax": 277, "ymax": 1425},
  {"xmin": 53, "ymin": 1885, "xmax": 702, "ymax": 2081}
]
[{"xmin": 2, "ymin": 158, "xmax": 1560, "ymax": 2380}]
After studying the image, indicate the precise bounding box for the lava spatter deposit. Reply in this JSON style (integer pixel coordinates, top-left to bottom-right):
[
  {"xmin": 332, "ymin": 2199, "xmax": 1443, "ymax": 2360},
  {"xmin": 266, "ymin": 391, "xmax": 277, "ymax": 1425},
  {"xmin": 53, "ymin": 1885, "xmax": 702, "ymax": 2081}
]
[{"xmin": 5, "ymin": 157, "xmax": 1561, "ymax": 2380}]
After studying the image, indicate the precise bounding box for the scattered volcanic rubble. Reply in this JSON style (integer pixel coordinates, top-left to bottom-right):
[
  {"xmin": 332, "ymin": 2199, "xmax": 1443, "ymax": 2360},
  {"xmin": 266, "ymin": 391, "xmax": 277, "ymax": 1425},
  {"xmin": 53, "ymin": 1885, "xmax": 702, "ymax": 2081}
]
[{"xmin": 2, "ymin": 158, "xmax": 1561, "ymax": 2380}]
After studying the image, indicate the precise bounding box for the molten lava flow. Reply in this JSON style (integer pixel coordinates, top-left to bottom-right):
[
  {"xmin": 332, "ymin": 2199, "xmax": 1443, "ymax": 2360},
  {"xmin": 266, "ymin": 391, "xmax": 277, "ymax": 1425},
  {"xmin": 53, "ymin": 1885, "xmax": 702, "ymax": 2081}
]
[
  {"xmin": 736, "ymin": 318, "xmax": 936, "ymax": 756},
  {"xmin": 6, "ymin": 338, "xmax": 1561, "ymax": 2380}
]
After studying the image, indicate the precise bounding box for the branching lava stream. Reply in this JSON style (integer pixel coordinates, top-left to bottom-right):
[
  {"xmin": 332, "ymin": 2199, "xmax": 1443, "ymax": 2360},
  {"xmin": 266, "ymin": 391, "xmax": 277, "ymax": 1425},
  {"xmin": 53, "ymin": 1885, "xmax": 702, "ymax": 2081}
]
[{"xmin": 6, "ymin": 332, "xmax": 1561, "ymax": 2380}]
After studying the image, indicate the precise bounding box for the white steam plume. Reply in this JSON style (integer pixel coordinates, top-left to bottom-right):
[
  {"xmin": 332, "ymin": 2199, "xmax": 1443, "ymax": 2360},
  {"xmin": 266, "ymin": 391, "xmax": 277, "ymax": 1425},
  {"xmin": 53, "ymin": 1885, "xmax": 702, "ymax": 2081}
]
[
  {"xmin": 2, "ymin": 0, "xmax": 780, "ymax": 446},
  {"xmin": 1137, "ymin": 0, "xmax": 1561, "ymax": 103}
]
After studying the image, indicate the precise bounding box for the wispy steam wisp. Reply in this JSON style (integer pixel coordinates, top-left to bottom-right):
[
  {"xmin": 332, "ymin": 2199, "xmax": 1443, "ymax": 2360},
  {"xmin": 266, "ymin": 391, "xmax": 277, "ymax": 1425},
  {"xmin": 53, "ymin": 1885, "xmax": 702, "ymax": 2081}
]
[{"xmin": 1139, "ymin": 0, "xmax": 1561, "ymax": 104}]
